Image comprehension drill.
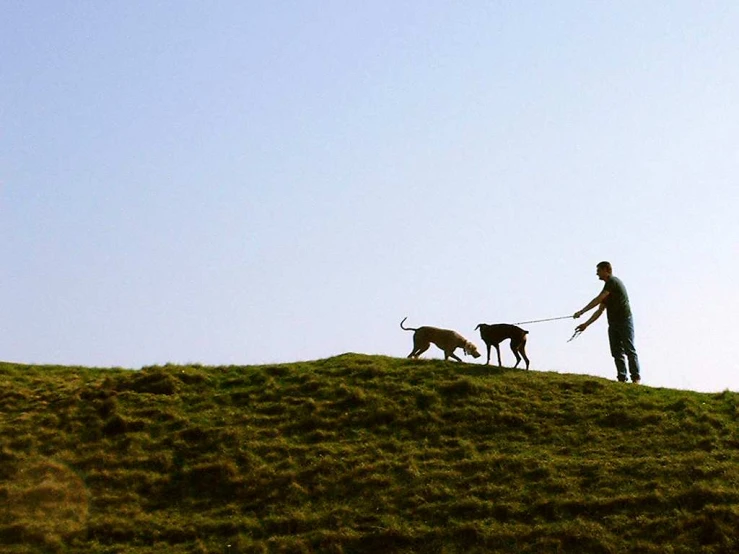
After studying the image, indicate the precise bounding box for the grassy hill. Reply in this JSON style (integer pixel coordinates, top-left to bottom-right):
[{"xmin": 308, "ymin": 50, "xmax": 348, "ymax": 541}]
[{"xmin": 2, "ymin": 354, "xmax": 739, "ymax": 553}]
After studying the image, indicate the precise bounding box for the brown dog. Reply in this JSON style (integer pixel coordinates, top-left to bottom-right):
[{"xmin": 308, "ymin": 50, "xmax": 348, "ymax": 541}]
[
  {"xmin": 401, "ymin": 317, "xmax": 481, "ymax": 362},
  {"xmin": 475, "ymin": 323, "xmax": 530, "ymax": 369}
]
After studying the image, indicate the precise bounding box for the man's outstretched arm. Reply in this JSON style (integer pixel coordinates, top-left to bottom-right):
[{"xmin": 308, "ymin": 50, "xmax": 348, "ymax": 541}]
[
  {"xmin": 574, "ymin": 291, "xmax": 609, "ymax": 319},
  {"xmin": 575, "ymin": 304, "xmax": 605, "ymax": 333}
]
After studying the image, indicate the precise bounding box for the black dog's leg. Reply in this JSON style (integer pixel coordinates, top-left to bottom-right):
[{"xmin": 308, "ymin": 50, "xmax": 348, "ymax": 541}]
[
  {"xmin": 511, "ymin": 343, "xmax": 522, "ymax": 368},
  {"xmin": 519, "ymin": 343, "xmax": 530, "ymax": 370},
  {"xmin": 511, "ymin": 337, "xmax": 530, "ymax": 370},
  {"xmin": 494, "ymin": 344, "xmax": 502, "ymax": 367}
]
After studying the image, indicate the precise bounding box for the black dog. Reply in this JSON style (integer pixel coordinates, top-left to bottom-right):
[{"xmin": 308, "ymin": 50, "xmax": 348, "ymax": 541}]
[{"xmin": 475, "ymin": 323, "xmax": 530, "ymax": 369}]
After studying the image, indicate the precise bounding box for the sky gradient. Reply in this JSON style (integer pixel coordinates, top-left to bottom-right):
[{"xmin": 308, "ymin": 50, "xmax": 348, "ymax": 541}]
[{"xmin": 2, "ymin": 2, "xmax": 738, "ymax": 392}]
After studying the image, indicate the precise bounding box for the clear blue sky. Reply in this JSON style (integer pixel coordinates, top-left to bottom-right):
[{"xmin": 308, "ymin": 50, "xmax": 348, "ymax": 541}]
[{"xmin": 2, "ymin": 2, "xmax": 737, "ymax": 392}]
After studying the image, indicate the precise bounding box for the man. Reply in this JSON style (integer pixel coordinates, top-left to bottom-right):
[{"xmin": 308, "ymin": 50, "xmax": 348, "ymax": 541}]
[{"xmin": 573, "ymin": 261, "xmax": 641, "ymax": 383}]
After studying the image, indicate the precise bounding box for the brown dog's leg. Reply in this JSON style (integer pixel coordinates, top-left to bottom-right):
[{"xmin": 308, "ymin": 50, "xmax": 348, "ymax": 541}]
[
  {"xmin": 408, "ymin": 346, "xmax": 429, "ymax": 358},
  {"xmin": 485, "ymin": 344, "xmax": 492, "ymax": 365},
  {"xmin": 409, "ymin": 340, "xmax": 430, "ymax": 358}
]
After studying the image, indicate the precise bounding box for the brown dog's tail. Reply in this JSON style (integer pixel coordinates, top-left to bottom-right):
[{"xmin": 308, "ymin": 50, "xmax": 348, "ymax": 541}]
[{"xmin": 400, "ymin": 317, "xmax": 418, "ymax": 332}]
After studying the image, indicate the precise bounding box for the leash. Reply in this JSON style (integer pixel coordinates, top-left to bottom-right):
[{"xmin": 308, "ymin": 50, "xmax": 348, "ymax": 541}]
[
  {"xmin": 514, "ymin": 315, "xmax": 573, "ymax": 325},
  {"xmin": 511, "ymin": 314, "xmax": 583, "ymax": 343}
]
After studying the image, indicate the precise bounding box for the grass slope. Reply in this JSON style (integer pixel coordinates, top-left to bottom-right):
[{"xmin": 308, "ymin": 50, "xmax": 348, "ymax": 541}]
[{"xmin": 2, "ymin": 354, "xmax": 739, "ymax": 553}]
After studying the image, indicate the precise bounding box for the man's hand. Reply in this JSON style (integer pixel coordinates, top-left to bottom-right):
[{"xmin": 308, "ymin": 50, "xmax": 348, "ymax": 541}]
[
  {"xmin": 573, "ymin": 310, "xmax": 583, "ymax": 319},
  {"xmin": 575, "ymin": 323, "xmax": 588, "ymax": 333}
]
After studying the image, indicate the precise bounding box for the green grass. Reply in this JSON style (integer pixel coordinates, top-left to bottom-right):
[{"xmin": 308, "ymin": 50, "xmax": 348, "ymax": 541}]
[{"xmin": 2, "ymin": 353, "xmax": 739, "ymax": 553}]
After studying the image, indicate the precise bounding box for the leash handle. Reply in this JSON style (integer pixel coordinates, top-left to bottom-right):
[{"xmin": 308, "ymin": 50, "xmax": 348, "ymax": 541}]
[{"xmin": 514, "ymin": 315, "xmax": 573, "ymax": 325}]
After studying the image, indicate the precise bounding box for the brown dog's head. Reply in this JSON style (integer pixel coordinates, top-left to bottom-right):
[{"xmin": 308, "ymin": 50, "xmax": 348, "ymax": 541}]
[{"xmin": 464, "ymin": 342, "xmax": 481, "ymax": 358}]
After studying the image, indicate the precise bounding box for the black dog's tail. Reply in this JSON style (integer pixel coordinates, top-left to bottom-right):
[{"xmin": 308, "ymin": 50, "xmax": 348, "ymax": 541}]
[{"xmin": 400, "ymin": 317, "xmax": 418, "ymax": 332}]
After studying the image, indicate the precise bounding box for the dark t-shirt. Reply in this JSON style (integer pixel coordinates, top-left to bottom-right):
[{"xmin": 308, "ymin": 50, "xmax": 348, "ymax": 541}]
[{"xmin": 602, "ymin": 276, "xmax": 632, "ymax": 323}]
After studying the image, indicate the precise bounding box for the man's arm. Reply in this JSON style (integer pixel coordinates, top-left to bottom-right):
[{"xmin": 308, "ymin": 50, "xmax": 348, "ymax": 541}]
[
  {"xmin": 573, "ymin": 290, "xmax": 609, "ymax": 319},
  {"xmin": 575, "ymin": 303, "xmax": 605, "ymax": 332}
]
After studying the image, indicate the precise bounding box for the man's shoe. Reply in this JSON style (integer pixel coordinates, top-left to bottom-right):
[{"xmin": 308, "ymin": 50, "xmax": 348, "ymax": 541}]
[{"xmin": 632, "ymin": 378, "xmax": 641, "ymax": 384}]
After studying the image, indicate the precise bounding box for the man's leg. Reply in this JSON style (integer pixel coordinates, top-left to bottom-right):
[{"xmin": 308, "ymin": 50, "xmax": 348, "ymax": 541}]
[
  {"xmin": 608, "ymin": 324, "xmax": 628, "ymax": 382},
  {"xmin": 622, "ymin": 318, "xmax": 640, "ymax": 382}
]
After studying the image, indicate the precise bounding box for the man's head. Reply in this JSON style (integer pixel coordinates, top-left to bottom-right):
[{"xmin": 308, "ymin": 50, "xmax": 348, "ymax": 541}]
[{"xmin": 596, "ymin": 261, "xmax": 612, "ymax": 281}]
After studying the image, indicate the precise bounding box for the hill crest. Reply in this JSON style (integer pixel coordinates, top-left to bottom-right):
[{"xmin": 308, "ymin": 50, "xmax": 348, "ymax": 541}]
[{"xmin": 2, "ymin": 354, "xmax": 738, "ymax": 553}]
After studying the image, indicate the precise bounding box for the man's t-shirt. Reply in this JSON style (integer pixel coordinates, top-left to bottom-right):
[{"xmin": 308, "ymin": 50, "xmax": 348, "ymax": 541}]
[{"xmin": 601, "ymin": 276, "xmax": 632, "ymax": 323}]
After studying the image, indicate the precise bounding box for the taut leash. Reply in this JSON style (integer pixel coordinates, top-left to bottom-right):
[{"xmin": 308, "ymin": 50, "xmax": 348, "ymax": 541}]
[
  {"xmin": 514, "ymin": 315, "xmax": 573, "ymax": 325},
  {"xmin": 511, "ymin": 314, "xmax": 583, "ymax": 342}
]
